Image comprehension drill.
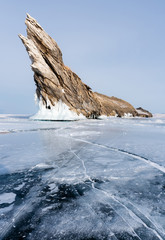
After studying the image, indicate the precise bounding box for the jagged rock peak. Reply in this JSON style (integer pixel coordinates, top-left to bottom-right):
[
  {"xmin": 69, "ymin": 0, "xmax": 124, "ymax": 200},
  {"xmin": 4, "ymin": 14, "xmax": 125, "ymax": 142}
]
[{"xmin": 19, "ymin": 14, "xmax": 152, "ymax": 120}]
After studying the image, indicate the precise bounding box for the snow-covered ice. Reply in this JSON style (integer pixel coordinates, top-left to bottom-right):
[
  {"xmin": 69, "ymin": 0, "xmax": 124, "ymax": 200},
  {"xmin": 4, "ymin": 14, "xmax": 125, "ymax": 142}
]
[
  {"xmin": 0, "ymin": 193, "xmax": 16, "ymax": 205},
  {"xmin": 0, "ymin": 114, "xmax": 165, "ymax": 239},
  {"xmin": 31, "ymin": 99, "xmax": 86, "ymax": 121}
]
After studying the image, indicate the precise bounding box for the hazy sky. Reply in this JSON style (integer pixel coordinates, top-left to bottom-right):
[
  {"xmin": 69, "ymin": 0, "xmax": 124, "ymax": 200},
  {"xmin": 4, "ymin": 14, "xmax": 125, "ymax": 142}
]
[{"xmin": 0, "ymin": 0, "xmax": 165, "ymax": 114}]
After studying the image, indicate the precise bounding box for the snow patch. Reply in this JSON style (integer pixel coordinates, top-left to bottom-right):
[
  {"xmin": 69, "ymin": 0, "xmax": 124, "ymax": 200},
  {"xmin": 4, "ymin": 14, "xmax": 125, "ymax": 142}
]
[
  {"xmin": 98, "ymin": 115, "xmax": 118, "ymax": 119},
  {"xmin": 122, "ymin": 113, "xmax": 133, "ymax": 118},
  {"xmin": 34, "ymin": 93, "xmax": 38, "ymax": 105},
  {"xmin": 14, "ymin": 183, "xmax": 25, "ymax": 191},
  {"xmin": 31, "ymin": 163, "xmax": 54, "ymax": 170},
  {"xmin": 99, "ymin": 113, "xmax": 133, "ymax": 119},
  {"xmin": 31, "ymin": 99, "xmax": 86, "ymax": 121},
  {"xmin": 0, "ymin": 193, "xmax": 16, "ymax": 204}
]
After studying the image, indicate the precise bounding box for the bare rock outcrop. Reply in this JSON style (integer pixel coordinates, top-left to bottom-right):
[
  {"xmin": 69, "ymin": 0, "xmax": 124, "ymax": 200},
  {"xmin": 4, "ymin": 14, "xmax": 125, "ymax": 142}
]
[
  {"xmin": 136, "ymin": 107, "xmax": 153, "ymax": 118},
  {"xmin": 19, "ymin": 14, "xmax": 151, "ymax": 119}
]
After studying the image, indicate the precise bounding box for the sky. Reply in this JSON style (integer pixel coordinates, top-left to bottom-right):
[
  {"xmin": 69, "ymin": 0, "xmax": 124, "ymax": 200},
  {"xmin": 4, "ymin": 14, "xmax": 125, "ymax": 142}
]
[{"xmin": 0, "ymin": 0, "xmax": 165, "ymax": 114}]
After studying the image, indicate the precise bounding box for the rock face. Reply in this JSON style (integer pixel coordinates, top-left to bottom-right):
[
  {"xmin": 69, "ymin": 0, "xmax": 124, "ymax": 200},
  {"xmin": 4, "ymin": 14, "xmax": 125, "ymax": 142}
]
[
  {"xmin": 19, "ymin": 14, "xmax": 152, "ymax": 119},
  {"xmin": 136, "ymin": 107, "xmax": 153, "ymax": 118}
]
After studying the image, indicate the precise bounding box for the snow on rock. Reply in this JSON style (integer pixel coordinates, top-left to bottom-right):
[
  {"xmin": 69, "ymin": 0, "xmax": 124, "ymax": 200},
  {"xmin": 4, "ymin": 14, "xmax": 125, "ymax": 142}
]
[
  {"xmin": 136, "ymin": 107, "xmax": 152, "ymax": 118},
  {"xmin": 123, "ymin": 113, "xmax": 133, "ymax": 118}
]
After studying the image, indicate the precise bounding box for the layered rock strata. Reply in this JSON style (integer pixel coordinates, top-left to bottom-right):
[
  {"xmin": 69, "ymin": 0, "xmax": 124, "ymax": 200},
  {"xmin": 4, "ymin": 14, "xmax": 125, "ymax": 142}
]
[{"xmin": 19, "ymin": 14, "xmax": 152, "ymax": 119}]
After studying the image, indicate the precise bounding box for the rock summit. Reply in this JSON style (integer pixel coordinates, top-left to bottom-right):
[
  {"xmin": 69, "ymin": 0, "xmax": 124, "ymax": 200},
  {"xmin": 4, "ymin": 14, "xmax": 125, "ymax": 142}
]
[{"xmin": 19, "ymin": 14, "xmax": 152, "ymax": 119}]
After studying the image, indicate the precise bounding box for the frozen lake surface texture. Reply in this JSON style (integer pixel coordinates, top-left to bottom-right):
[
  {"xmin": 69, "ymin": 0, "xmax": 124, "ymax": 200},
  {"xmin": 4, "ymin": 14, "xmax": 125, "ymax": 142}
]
[{"xmin": 0, "ymin": 114, "xmax": 165, "ymax": 240}]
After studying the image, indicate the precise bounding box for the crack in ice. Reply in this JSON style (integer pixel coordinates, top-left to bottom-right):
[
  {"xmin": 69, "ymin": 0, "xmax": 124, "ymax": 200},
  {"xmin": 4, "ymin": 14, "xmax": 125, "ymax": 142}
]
[
  {"xmin": 69, "ymin": 150, "xmax": 143, "ymax": 240},
  {"xmin": 63, "ymin": 136, "xmax": 165, "ymax": 240},
  {"xmin": 71, "ymin": 137, "xmax": 165, "ymax": 174},
  {"xmin": 96, "ymin": 187, "xmax": 164, "ymax": 240},
  {"xmin": 70, "ymin": 150, "xmax": 95, "ymax": 189}
]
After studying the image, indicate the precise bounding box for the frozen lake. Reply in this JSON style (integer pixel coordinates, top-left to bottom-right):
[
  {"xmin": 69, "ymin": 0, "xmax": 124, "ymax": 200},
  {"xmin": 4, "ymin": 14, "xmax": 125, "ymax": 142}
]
[{"xmin": 0, "ymin": 114, "xmax": 165, "ymax": 240}]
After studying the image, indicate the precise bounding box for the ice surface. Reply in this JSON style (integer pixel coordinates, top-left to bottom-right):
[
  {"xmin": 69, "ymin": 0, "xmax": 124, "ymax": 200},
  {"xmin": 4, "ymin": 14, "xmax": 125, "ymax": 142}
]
[
  {"xmin": 153, "ymin": 113, "xmax": 165, "ymax": 118},
  {"xmin": 0, "ymin": 114, "xmax": 165, "ymax": 239}
]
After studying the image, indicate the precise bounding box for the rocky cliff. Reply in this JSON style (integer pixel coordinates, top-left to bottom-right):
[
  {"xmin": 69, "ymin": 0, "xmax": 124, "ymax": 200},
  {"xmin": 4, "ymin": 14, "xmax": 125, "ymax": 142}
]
[{"xmin": 19, "ymin": 14, "xmax": 152, "ymax": 119}]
